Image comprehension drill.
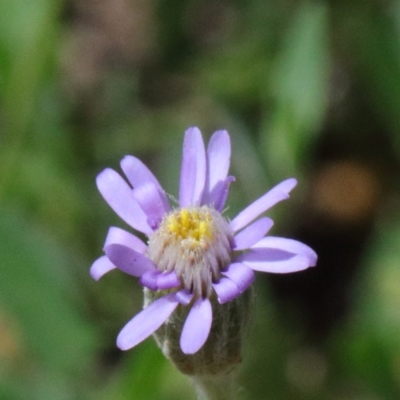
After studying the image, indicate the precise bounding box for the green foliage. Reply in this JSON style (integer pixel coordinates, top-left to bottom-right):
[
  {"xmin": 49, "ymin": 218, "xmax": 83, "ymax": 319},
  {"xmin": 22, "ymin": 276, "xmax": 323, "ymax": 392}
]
[
  {"xmin": 262, "ymin": 2, "xmax": 329, "ymax": 180},
  {"xmin": 0, "ymin": 207, "xmax": 97, "ymax": 399}
]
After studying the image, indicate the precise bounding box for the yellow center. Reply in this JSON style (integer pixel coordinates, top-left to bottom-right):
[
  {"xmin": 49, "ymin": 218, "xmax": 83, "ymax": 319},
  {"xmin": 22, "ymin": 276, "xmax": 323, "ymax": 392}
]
[
  {"xmin": 166, "ymin": 208, "xmax": 213, "ymax": 243},
  {"xmin": 147, "ymin": 205, "xmax": 232, "ymax": 297}
]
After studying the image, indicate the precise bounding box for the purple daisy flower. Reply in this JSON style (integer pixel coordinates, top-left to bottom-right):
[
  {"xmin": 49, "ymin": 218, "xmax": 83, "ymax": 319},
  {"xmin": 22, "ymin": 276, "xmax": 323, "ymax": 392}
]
[{"xmin": 91, "ymin": 127, "xmax": 317, "ymax": 355}]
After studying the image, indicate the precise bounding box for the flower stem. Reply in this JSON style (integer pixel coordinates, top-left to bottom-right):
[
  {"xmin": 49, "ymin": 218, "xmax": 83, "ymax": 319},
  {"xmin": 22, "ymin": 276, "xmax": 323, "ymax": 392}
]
[{"xmin": 192, "ymin": 372, "xmax": 238, "ymax": 400}]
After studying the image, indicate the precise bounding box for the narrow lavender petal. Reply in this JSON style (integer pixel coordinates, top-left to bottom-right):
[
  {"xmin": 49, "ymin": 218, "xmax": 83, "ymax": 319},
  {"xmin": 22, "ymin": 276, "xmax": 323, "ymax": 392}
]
[
  {"xmin": 120, "ymin": 155, "xmax": 163, "ymax": 190},
  {"xmin": 156, "ymin": 271, "xmax": 181, "ymax": 290},
  {"xmin": 121, "ymin": 156, "xmax": 171, "ymax": 213},
  {"xmin": 117, "ymin": 294, "xmax": 179, "ymax": 350},
  {"xmin": 139, "ymin": 270, "xmax": 160, "ymax": 290},
  {"xmin": 233, "ymin": 217, "xmax": 274, "ymax": 250},
  {"xmin": 133, "ymin": 183, "xmax": 170, "ymax": 229},
  {"xmin": 212, "ymin": 175, "xmax": 236, "ymax": 211},
  {"xmin": 179, "ymin": 127, "xmax": 198, "ymax": 207},
  {"xmin": 96, "ymin": 168, "xmax": 152, "ymax": 235},
  {"xmin": 229, "ymin": 178, "xmax": 298, "ymax": 233},
  {"xmin": 175, "ymin": 289, "xmax": 193, "ymax": 306},
  {"xmin": 180, "ymin": 298, "xmax": 212, "ymax": 354},
  {"xmin": 212, "ymin": 277, "xmax": 241, "ymax": 304},
  {"xmin": 105, "ymin": 244, "xmax": 156, "ymax": 277},
  {"xmin": 222, "ymin": 262, "xmax": 255, "ymax": 292},
  {"xmin": 179, "ymin": 127, "xmax": 206, "ymax": 207},
  {"xmin": 104, "ymin": 226, "xmax": 147, "ymax": 254},
  {"xmin": 252, "ymin": 236, "xmax": 317, "ymax": 266},
  {"xmin": 191, "ymin": 129, "xmax": 207, "ymax": 206},
  {"xmin": 203, "ymin": 130, "xmax": 230, "ymax": 204},
  {"xmin": 238, "ymin": 249, "xmax": 312, "ymax": 273},
  {"xmin": 90, "ymin": 255, "xmax": 116, "ymax": 280},
  {"xmin": 207, "ymin": 130, "xmax": 231, "ymax": 188}
]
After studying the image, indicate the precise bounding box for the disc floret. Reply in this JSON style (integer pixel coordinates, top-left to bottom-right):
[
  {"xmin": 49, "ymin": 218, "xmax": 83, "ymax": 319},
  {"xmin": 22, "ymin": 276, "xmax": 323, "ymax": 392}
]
[{"xmin": 148, "ymin": 206, "xmax": 232, "ymax": 298}]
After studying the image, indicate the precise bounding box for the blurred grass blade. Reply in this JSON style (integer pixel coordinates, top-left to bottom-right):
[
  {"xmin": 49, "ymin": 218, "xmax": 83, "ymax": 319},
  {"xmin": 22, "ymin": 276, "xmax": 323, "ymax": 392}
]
[
  {"xmin": 0, "ymin": 207, "xmax": 97, "ymax": 374},
  {"xmin": 261, "ymin": 3, "xmax": 329, "ymax": 178},
  {"xmin": 331, "ymin": 213, "xmax": 400, "ymax": 397},
  {"xmin": 353, "ymin": 10, "xmax": 400, "ymax": 156},
  {"xmin": 0, "ymin": 0, "xmax": 61, "ymax": 142},
  {"xmin": 122, "ymin": 342, "xmax": 165, "ymax": 400}
]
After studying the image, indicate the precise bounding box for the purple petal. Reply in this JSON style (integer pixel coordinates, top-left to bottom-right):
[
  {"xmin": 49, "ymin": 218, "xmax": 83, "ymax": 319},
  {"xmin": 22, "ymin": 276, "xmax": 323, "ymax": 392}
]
[
  {"xmin": 140, "ymin": 270, "xmax": 180, "ymax": 291},
  {"xmin": 229, "ymin": 178, "xmax": 298, "ymax": 233},
  {"xmin": 212, "ymin": 175, "xmax": 236, "ymax": 211},
  {"xmin": 222, "ymin": 262, "xmax": 255, "ymax": 292},
  {"xmin": 156, "ymin": 271, "xmax": 181, "ymax": 290},
  {"xmin": 212, "ymin": 277, "xmax": 241, "ymax": 304},
  {"xmin": 252, "ymin": 236, "xmax": 317, "ymax": 266},
  {"xmin": 96, "ymin": 168, "xmax": 153, "ymax": 235},
  {"xmin": 174, "ymin": 289, "xmax": 194, "ymax": 306},
  {"xmin": 117, "ymin": 294, "xmax": 179, "ymax": 350},
  {"xmin": 105, "ymin": 244, "xmax": 156, "ymax": 277},
  {"xmin": 203, "ymin": 130, "xmax": 231, "ymax": 204},
  {"xmin": 90, "ymin": 255, "xmax": 115, "ymax": 280},
  {"xmin": 121, "ymin": 156, "xmax": 171, "ymax": 213},
  {"xmin": 133, "ymin": 183, "xmax": 170, "ymax": 229},
  {"xmin": 233, "ymin": 217, "xmax": 274, "ymax": 250},
  {"xmin": 179, "ymin": 127, "xmax": 206, "ymax": 207},
  {"xmin": 139, "ymin": 270, "xmax": 160, "ymax": 290},
  {"xmin": 104, "ymin": 226, "xmax": 147, "ymax": 254},
  {"xmin": 120, "ymin": 155, "xmax": 163, "ymax": 190},
  {"xmin": 180, "ymin": 298, "xmax": 212, "ymax": 354},
  {"xmin": 237, "ymin": 248, "xmax": 312, "ymax": 273}
]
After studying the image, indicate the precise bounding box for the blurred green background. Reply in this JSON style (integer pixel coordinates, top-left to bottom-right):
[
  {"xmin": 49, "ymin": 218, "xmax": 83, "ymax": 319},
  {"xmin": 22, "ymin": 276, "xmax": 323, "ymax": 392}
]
[{"xmin": 1, "ymin": 0, "xmax": 400, "ymax": 399}]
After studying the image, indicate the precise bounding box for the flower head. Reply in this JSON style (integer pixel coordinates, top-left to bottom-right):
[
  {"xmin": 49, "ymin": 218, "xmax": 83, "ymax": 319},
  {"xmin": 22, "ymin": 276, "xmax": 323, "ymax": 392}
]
[{"xmin": 91, "ymin": 127, "xmax": 317, "ymax": 357}]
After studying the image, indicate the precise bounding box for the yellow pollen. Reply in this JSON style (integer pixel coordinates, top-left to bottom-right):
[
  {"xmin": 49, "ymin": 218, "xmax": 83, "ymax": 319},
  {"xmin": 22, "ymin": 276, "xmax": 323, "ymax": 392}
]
[
  {"xmin": 147, "ymin": 205, "xmax": 233, "ymax": 298},
  {"xmin": 167, "ymin": 217, "xmax": 180, "ymax": 234},
  {"xmin": 166, "ymin": 208, "xmax": 213, "ymax": 242}
]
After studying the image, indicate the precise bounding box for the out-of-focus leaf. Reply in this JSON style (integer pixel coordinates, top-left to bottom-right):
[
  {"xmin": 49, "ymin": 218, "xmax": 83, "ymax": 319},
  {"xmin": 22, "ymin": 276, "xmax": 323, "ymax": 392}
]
[
  {"xmin": 94, "ymin": 339, "xmax": 195, "ymax": 400},
  {"xmin": 122, "ymin": 342, "xmax": 166, "ymax": 400},
  {"xmin": 122, "ymin": 340, "xmax": 197, "ymax": 400},
  {"xmin": 0, "ymin": 207, "xmax": 98, "ymax": 374},
  {"xmin": 331, "ymin": 213, "xmax": 400, "ymax": 397},
  {"xmin": 228, "ymin": 124, "xmax": 270, "ymax": 204},
  {"xmin": 197, "ymin": 41, "xmax": 271, "ymax": 111},
  {"xmin": 0, "ymin": 0, "xmax": 61, "ymax": 140},
  {"xmin": 353, "ymin": 11, "xmax": 400, "ymax": 157},
  {"xmin": 261, "ymin": 3, "xmax": 329, "ymax": 179},
  {"xmin": 0, "ymin": 151, "xmax": 89, "ymax": 247}
]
